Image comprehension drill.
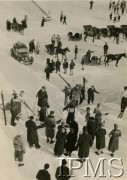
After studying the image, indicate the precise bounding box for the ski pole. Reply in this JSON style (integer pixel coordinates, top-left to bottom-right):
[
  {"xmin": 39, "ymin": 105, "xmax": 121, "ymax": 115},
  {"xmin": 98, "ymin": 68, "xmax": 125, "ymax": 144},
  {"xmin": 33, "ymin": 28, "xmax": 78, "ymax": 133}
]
[{"xmin": 32, "ymin": 97, "xmax": 37, "ymax": 113}]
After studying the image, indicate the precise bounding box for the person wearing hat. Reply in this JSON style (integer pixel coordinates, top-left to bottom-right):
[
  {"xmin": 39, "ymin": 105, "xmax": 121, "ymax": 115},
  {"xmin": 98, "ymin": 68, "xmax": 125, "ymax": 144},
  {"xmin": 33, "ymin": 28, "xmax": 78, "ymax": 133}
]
[
  {"xmin": 95, "ymin": 123, "xmax": 106, "ymax": 155},
  {"xmin": 77, "ymin": 126, "xmax": 92, "ymax": 162},
  {"xmin": 13, "ymin": 132, "xmax": 26, "ymax": 166},
  {"xmin": 103, "ymin": 43, "xmax": 109, "ymax": 55},
  {"xmin": 36, "ymin": 86, "xmax": 48, "ymax": 107},
  {"xmin": 10, "ymin": 93, "xmax": 21, "ymax": 126},
  {"xmin": 69, "ymin": 59, "xmax": 75, "ymax": 76},
  {"xmin": 87, "ymin": 117, "xmax": 97, "ymax": 146},
  {"xmin": 74, "ymin": 45, "xmax": 78, "ymax": 59},
  {"xmin": 55, "ymin": 59, "xmax": 61, "ymax": 73},
  {"xmin": 25, "ymin": 116, "xmax": 41, "ymax": 149},
  {"xmin": 54, "ymin": 124, "xmax": 66, "ymax": 157},
  {"xmin": 55, "ymin": 159, "xmax": 70, "ymax": 180},
  {"xmin": 44, "ymin": 111, "xmax": 56, "ymax": 143},
  {"xmin": 63, "ymin": 59, "xmax": 68, "ymax": 74},
  {"xmin": 87, "ymin": 85, "xmax": 99, "ymax": 104},
  {"xmin": 108, "ymin": 124, "xmax": 121, "ymax": 157},
  {"xmin": 36, "ymin": 163, "xmax": 51, "ymax": 180}
]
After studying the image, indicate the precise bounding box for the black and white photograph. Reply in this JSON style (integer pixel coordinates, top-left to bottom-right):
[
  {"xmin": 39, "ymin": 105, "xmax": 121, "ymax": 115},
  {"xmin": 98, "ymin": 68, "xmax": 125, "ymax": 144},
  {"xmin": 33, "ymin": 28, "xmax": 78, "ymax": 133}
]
[{"xmin": 0, "ymin": 0, "xmax": 127, "ymax": 179}]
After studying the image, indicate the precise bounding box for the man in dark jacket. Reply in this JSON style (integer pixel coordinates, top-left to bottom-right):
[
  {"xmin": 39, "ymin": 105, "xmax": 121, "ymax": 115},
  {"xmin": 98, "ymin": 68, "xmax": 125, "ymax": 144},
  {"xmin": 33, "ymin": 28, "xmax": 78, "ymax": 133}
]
[
  {"xmin": 74, "ymin": 45, "xmax": 78, "ymax": 59},
  {"xmin": 87, "ymin": 85, "xmax": 99, "ymax": 104},
  {"xmin": 77, "ymin": 126, "xmax": 92, "ymax": 162},
  {"xmin": 39, "ymin": 99, "xmax": 50, "ymax": 125},
  {"xmin": 36, "ymin": 163, "xmax": 51, "ymax": 180},
  {"xmin": 63, "ymin": 59, "xmax": 68, "ymax": 74},
  {"xmin": 25, "ymin": 116, "xmax": 41, "ymax": 148},
  {"xmin": 95, "ymin": 123, "xmax": 106, "ymax": 155},
  {"xmin": 103, "ymin": 43, "xmax": 108, "ymax": 55},
  {"xmin": 36, "ymin": 86, "xmax": 48, "ymax": 107},
  {"xmin": 89, "ymin": 0, "xmax": 94, "ymax": 9},
  {"xmin": 29, "ymin": 39, "xmax": 35, "ymax": 53},
  {"xmin": 69, "ymin": 60, "xmax": 75, "ymax": 76},
  {"xmin": 55, "ymin": 159, "xmax": 70, "ymax": 180},
  {"xmin": 87, "ymin": 117, "xmax": 97, "ymax": 146},
  {"xmin": 55, "ymin": 59, "xmax": 61, "ymax": 73}
]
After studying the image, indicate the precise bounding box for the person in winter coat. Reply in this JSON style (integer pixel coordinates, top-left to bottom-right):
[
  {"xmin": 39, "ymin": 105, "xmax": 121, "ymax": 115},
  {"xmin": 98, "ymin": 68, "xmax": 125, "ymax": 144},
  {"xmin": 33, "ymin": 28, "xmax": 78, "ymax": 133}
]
[
  {"xmin": 36, "ymin": 86, "xmax": 48, "ymax": 108},
  {"xmin": 93, "ymin": 103, "xmax": 102, "ymax": 126},
  {"xmin": 108, "ymin": 124, "xmax": 121, "ymax": 157},
  {"xmin": 25, "ymin": 116, "xmax": 41, "ymax": 148},
  {"xmin": 45, "ymin": 64, "xmax": 51, "ymax": 81},
  {"xmin": 13, "ymin": 17, "xmax": 17, "ymax": 24},
  {"xmin": 63, "ymin": 15, "xmax": 67, "ymax": 25},
  {"xmin": 63, "ymin": 86, "xmax": 70, "ymax": 106},
  {"xmin": 54, "ymin": 125, "xmax": 66, "ymax": 157},
  {"xmin": 35, "ymin": 42, "xmax": 40, "ymax": 54},
  {"xmin": 36, "ymin": 163, "xmax": 51, "ymax": 180},
  {"xmin": 41, "ymin": 17, "xmax": 45, "ymax": 27},
  {"xmin": 60, "ymin": 11, "xmax": 63, "ymax": 22},
  {"xmin": 29, "ymin": 39, "xmax": 35, "ymax": 53},
  {"xmin": 85, "ymin": 107, "xmax": 91, "ymax": 122},
  {"xmin": 87, "ymin": 85, "xmax": 99, "ymax": 104},
  {"xmin": 69, "ymin": 59, "xmax": 75, "ymax": 76},
  {"xmin": 45, "ymin": 111, "xmax": 56, "ymax": 143},
  {"xmin": 65, "ymin": 127, "xmax": 77, "ymax": 157},
  {"xmin": 13, "ymin": 132, "xmax": 26, "ymax": 166},
  {"xmin": 63, "ymin": 59, "xmax": 68, "ymax": 74},
  {"xmin": 51, "ymin": 34, "xmax": 56, "ymax": 45},
  {"xmin": 63, "ymin": 99, "xmax": 77, "ymax": 125},
  {"xmin": 87, "ymin": 117, "xmax": 97, "ymax": 146},
  {"xmin": 55, "ymin": 159, "xmax": 70, "ymax": 180},
  {"xmin": 50, "ymin": 59, "xmax": 55, "ymax": 72},
  {"xmin": 39, "ymin": 99, "xmax": 50, "ymax": 125},
  {"xmin": 6, "ymin": 19, "xmax": 11, "ymax": 31},
  {"xmin": 95, "ymin": 123, "xmax": 106, "ymax": 155},
  {"xmin": 103, "ymin": 43, "xmax": 108, "ymax": 55},
  {"xmin": 10, "ymin": 93, "xmax": 21, "ymax": 126},
  {"xmin": 109, "ymin": 12, "xmax": 113, "ymax": 20},
  {"xmin": 77, "ymin": 126, "xmax": 92, "ymax": 162},
  {"xmin": 74, "ymin": 45, "xmax": 78, "ymax": 59},
  {"xmin": 69, "ymin": 119, "xmax": 79, "ymax": 137},
  {"xmin": 55, "ymin": 59, "xmax": 61, "ymax": 73},
  {"xmin": 89, "ymin": 0, "xmax": 94, "ymax": 9}
]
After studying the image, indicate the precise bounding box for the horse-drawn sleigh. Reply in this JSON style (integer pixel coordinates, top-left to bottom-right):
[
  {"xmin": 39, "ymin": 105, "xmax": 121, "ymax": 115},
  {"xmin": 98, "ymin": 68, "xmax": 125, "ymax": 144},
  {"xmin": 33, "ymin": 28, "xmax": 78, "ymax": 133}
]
[
  {"xmin": 45, "ymin": 44, "xmax": 70, "ymax": 59},
  {"xmin": 68, "ymin": 32, "xmax": 82, "ymax": 41}
]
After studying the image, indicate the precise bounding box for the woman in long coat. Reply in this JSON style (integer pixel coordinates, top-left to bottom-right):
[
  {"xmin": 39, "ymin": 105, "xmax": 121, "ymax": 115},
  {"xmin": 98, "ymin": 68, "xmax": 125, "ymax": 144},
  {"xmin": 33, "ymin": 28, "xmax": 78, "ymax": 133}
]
[
  {"xmin": 25, "ymin": 116, "xmax": 40, "ymax": 148},
  {"xmin": 108, "ymin": 124, "xmax": 121, "ymax": 157},
  {"xmin": 95, "ymin": 123, "xmax": 106, "ymax": 155},
  {"xmin": 77, "ymin": 126, "xmax": 92, "ymax": 161},
  {"xmin": 54, "ymin": 125, "xmax": 66, "ymax": 157},
  {"xmin": 65, "ymin": 127, "xmax": 77, "ymax": 157},
  {"xmin": 44, "ymin": 111, "xmax": 56, "ymax": 143},
  {"xmin": 45, "ymin": 64, "xmax": 51, "ymax": 81}
]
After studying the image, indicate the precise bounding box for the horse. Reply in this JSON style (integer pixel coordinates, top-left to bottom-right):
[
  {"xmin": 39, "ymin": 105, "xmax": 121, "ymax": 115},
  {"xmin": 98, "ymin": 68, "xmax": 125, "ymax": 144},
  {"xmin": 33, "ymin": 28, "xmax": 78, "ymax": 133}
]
[
  {"xmin": 105, "ymin": 53, "xmax": 126, "ymax": 66},
  {"xmin": 55, "ymin": 47, "xmax": 70, "ymax": 60}
]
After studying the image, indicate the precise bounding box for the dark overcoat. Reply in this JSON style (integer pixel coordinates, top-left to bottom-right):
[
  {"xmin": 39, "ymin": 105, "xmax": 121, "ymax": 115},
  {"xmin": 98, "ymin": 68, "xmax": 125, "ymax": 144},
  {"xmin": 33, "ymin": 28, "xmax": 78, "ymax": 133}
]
[
  {"xmin": 25, "ymin": 120, "xmax": 39, "ymax": 145},
  {"xmin": 45, "ymin": 115, "xmax": 56, "ymax": 139},
  {"xmin": 65, "ymin": 131, "xmax": 77, "ymax": 152},
  {"xmin": 95, "ymin": 128, "xmax": 106, "ymax": 150},
  {"xmin": 54, "ymin": 130, "xmax": 66, "ymax": 156},
  {"xmin": 55, "ymin": 166, "xmax": 70, "ymax": 180},
  {"xmin": 108, "ymin": 129, "xmax": 121, "ymax": 152},
  {"xmin": 78, "ymin": 133, "xmax": 92, "ymax": 158}
]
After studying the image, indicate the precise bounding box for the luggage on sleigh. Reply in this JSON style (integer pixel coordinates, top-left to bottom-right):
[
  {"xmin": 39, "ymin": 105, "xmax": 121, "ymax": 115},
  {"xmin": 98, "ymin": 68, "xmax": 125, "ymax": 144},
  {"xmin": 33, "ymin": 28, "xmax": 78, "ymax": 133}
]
[
  {"xmin": 45, "ymin": 44, "xmax": 55, "ymax": 55},
  {"xmin": 83, "ymin": 55, "xmax": 102, "ymax": 66}
]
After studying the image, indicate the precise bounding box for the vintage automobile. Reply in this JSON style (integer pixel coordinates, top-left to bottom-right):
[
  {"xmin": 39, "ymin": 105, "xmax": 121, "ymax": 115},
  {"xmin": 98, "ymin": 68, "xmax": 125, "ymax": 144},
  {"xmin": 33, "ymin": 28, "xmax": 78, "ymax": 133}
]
[{"xmin": 11, "ymin": 42, "xmax": 34, "ymax": 64}]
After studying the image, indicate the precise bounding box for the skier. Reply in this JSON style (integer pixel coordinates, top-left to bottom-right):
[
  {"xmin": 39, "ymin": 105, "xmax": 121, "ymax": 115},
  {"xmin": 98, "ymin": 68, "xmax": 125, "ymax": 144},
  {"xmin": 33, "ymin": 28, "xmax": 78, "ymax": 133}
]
[
  {"xmin": 10, "ymin": 93, "xmax": 21, "ymax": 126},
  {"xmin": 41, "ymin": 17, "xmax": 45, "ymax": 27},
  {"xmin": 36, "ymin": 164, "xmax": 51, "ymax": 180},
  {"xmin": 44, "ymin": 111, "xmax": 56, "ymax": 144},
  {"xmin": 108, "ymin": 124, "xmax": 121, "ymax": 157},
  {"xmin": 25, "ymin": 116, "xmax": 41, "ymax": 149},
  {"xmin": 55, "ymin": 59, "xmax": 61, "ymax": 73},
  {"xmin": 87, "ymin": 86, "xmax": 99, "ymax": 104},
  {"xmin": 74, "ymin": 45, "xmax": 78, "ymax": 59},
  {"xmin": 63, "ymin": 59, "xmax": 68, "ymax": 74},
  {"xmin": 89, "ymin": 0, "xmax": 94, "ymax": 9},
  {"xmin": 63, "ymin": 15, "xmax": 67, "ymax": 25},
  {"xmin": 69, "ymin": 59, "xmax": 75, "ymax": 76},
  {"xmin": 95, "ymin": 123, "xmax": 106, "ymax": 155},
  {"xmin": 13, "ymin": 132, "xmax": 26, "ymax": 166}
]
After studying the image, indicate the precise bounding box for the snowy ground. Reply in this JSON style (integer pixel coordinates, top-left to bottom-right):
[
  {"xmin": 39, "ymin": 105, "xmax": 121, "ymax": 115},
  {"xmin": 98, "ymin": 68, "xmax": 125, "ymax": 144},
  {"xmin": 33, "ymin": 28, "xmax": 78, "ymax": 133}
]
[{"xmin": 0, "ymin": 0, "xmax": 127, "ymax": 180}]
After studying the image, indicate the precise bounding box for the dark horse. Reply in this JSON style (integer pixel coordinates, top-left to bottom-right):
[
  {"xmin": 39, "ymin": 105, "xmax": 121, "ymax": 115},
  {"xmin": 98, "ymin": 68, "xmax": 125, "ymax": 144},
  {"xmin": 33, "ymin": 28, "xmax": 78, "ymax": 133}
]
[
  {"xmin": 55, "ymin": 47, "xmax": 70, "ymax": 59},
  {"xmin": 105, "ymin": 53, "xmax": 126, "ymax": 67}
]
